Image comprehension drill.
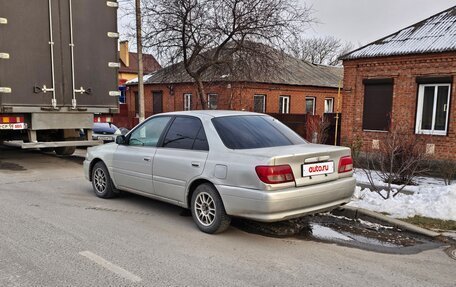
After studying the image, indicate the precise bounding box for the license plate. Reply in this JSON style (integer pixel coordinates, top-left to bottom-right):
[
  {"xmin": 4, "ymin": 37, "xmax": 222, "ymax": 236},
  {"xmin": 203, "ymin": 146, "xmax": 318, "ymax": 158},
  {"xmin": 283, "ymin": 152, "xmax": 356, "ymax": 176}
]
[
  {"xmin": 98, "ymin": 136, "xmax": 114, "ymax": 141},
  {"xmin": 302, "ymin": 161, "xmax": 334, "ymax": 177},
  {"xmin": 0, "ymin": 123, "xmax": 26, "ymax": 130}
]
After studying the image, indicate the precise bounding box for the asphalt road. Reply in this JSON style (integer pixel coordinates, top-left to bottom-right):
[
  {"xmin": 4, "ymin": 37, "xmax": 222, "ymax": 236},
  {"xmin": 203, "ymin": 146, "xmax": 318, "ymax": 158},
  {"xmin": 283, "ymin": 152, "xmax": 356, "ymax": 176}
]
[{"xmin": 0, "ymin": 147, "xmax": 454, "ymax": 287}]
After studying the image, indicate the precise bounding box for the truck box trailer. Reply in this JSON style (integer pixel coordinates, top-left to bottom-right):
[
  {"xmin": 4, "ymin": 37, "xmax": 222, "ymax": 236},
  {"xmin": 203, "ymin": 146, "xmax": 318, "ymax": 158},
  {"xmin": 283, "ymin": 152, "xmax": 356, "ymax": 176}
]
[{"xmin": 0, "ymin": 0, "xmax": 119, "ymax": 155}]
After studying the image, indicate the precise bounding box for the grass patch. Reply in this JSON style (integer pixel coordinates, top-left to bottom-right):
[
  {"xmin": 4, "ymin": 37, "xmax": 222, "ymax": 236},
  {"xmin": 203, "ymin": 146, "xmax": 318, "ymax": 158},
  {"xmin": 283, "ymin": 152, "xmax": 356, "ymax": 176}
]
[{"xmin": 402, "ymin": 216, "xmax": 456, "ymax": 231}]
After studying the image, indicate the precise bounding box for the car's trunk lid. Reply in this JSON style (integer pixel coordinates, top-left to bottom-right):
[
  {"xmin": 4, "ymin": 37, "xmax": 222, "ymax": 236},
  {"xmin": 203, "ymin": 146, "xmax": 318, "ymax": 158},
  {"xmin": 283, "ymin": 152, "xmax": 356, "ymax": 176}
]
[{"xmin": 236, "ymin": 144, "xmax": 351, "ymax": 187}]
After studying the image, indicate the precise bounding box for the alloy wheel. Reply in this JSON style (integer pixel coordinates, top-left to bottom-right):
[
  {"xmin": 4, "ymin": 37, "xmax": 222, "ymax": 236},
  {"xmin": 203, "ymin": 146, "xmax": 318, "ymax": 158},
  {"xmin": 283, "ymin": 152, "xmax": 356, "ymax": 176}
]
[
  {"xmin": 93, "ymin": 168, "xmax": 107, "ymax": 193},
  {"xmin": 194, "ymin": 191, "xmax": 216, "ymax": 226}
]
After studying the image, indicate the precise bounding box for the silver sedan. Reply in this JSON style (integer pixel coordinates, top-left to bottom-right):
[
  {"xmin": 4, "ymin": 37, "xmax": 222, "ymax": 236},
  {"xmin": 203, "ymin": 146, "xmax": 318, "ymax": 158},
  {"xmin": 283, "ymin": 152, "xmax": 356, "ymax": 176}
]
[{"xmin": 84, "ymin": 111, "xmax": 356, "ymax": 234}]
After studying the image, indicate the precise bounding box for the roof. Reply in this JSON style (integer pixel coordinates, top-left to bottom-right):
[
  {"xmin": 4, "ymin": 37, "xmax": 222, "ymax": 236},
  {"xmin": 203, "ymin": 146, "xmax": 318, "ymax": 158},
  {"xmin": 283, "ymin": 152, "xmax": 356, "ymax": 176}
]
[
  {"xmin": 156, "ymin": 110, "xmax": 264, "ymax": 118},
  {"xmin": 119, "ymin": 52, "xmax": 162, "ymax": 74},
  {"xmin": 127, "ymin": 43, "xmax": 342, "ymax": 88},
  {"xmin": 343, "ymin": 6, "xmax": 456, "ymax": 60}
]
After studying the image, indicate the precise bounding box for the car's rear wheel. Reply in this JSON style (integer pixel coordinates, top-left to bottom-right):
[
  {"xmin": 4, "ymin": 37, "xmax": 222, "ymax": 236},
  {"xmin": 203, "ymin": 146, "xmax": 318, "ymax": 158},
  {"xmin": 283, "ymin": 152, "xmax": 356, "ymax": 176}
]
[
  {"xmin": 191, "ymin": 183, "xmax": 231, "ymax": 234},
  {"xmin": 91, "ymin": 161, "xmax": 115, "ymax": 198}
]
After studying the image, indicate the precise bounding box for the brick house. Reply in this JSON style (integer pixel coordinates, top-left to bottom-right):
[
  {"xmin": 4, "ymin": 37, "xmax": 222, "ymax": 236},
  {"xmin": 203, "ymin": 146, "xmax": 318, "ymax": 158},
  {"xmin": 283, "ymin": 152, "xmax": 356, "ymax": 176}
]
[
  {"xmin": 118, "ymin": 41, "xmax": 161, "ymax": 103},
  {"xmin": 341, "ymin": 6, "xmax": 456, "ymax": 159},
  {"xmin": 125, "ymin": 45, "xmax": 342, "ymax": 120}
]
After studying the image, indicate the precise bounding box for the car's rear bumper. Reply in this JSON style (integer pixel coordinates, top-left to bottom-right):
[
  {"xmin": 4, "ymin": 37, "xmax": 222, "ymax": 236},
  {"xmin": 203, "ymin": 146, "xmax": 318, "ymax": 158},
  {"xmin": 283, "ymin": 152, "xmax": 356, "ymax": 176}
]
[{"xmin": 216, "ymin": 177, "xmax": 356, "ymax": 222}]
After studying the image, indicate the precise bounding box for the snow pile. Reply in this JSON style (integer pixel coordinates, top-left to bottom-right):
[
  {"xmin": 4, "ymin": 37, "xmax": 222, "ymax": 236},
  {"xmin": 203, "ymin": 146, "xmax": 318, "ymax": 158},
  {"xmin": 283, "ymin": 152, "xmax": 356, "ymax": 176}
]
[{"xmin": 349, "ymin": 170, "xmax": 456, "ymax": 221}]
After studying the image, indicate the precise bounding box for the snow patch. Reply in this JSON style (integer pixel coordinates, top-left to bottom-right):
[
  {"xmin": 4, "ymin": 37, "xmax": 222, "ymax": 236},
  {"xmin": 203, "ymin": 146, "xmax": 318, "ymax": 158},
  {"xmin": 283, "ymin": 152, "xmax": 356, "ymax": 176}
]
[
  {"xmin": 349, "ymin": 170, "xmax": 456, "ymax": 221},
  {"xmin": 126, "ymin": 74, "xmax": 153, "ymax": 84},
  {"xmin": 310, "ymin": 224, "xmax": 353, "ymax": 241}
]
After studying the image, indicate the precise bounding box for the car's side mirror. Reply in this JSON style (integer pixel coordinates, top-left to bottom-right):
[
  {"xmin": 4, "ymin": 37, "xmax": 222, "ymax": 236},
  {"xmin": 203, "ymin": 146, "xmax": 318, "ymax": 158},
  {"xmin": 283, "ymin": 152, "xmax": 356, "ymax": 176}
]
[{"xmin": 116, "ymin": 135, "xmax": 126, "ymax": 145}]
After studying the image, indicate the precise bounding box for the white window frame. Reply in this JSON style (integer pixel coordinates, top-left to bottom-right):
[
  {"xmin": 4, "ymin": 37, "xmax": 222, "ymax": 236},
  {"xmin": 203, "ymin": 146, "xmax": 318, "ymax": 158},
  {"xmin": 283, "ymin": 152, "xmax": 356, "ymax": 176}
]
[
  {"xmin": 184, "ymin": 93, "xmax": 192, "ymax": 111},
  {"xmin": 415, "ymin": 83, "xmax": 451, "ymax": 136},
  {"xmin": 279, "ymin": 96, "xmax": 290, "ymax": 114},
  {"xmin": 208, "ymin": 94, "xmax": 218, "ymax": 110},
  {"xmin": 324, "ymin": 98, "xmax": 334, "ymax": 113},
  {"xmin": 306, "ymin": 97, "xmax": 316, "ymax": 115},
  {"xmin": 253, "ymin": 94, "xmax": 266, "ymax": 113}
]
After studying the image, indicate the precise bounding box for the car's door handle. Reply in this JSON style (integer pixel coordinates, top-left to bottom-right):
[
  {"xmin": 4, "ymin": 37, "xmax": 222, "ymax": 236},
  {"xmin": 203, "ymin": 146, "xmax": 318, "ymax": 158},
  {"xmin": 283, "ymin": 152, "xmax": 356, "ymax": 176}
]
[
  {"xmin": 191, "ymin": 162, "xmax": 200, "ymax": 167},
  {"xmin": 143, "ymin": 157, "xmax": 151, "ymax": 162}
]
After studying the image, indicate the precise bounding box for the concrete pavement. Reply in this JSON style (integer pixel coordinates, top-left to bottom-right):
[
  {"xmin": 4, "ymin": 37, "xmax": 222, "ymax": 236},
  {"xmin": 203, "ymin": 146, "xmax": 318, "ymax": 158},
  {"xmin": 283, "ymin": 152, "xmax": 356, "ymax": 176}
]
[{"xmin": 0, "ymin": 147, "xmax": 454, "ymax": 286}]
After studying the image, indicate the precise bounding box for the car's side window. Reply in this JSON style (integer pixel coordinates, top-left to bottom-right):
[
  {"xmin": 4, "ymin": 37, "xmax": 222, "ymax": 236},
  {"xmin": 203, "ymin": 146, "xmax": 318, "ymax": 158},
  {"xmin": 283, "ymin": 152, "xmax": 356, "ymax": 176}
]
[
  {"xmin": 128, "ymin": 116, "xmax": 172, "ymax": 147},
  {"xmin": 192, "ymin": 127, "xmax": 209, "ymax": 151},
  {"xmin": 162, "ymin": 116, "xmax": 209, "ymax": 151}
]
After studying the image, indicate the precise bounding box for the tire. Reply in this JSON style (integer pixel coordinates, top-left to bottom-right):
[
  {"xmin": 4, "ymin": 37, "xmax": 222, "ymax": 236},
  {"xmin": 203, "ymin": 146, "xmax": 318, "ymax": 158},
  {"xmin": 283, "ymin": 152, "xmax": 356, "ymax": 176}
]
[
  {"xmin": 91, "ymin": 161, "xmax": 115, "ymax": 198},
  {"xmin": 55, "ymin": 146, "xmax": 76, "ymax": 156},
  {"xmin": 191, "ymin": 183, "xmax": 231, "ymax": 234}
]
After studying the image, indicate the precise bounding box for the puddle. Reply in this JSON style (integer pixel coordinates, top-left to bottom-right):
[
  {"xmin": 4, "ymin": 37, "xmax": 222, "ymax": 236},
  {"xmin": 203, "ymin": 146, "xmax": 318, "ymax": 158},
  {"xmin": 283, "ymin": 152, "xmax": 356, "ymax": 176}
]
[
  {"xmin": 0, "ymin": 161, "xmax": 26, "ymax": 171},
  {"xmin": 232, "ymin": 217, "xmax": 311, "ymax": 238},
  {"xmin": 233, "ymin": 213, "xmax": 444, "ymax": 254}
]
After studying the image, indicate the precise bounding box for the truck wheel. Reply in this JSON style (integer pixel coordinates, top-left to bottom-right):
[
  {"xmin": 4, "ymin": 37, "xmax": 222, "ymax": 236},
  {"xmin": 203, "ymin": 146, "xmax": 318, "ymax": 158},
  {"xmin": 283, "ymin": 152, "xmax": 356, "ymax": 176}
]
[
  {"xmin": 191, "ymin": 183, "xmax": 231, "ymax": 234},
  {"xmin": 39, "ymin": 148, "xmax": 54, "ymax": 153},
  {"xmin": 55, "ymin": 146, "xmax": 76, "ymax": 156},
  {"xmin": 91, "ymin": 162, "xmax": 115, "ymax": 198}
]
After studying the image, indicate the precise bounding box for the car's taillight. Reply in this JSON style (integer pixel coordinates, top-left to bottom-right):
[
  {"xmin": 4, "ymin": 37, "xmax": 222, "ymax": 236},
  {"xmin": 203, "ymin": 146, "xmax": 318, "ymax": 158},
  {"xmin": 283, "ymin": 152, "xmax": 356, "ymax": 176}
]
[
  {"xmin": 255, "ymin": 165, "xmax": 295, "ymax": 184},
  {"xmin": 338, "ymin": 156, "xmax": 353, "ymax": 173}
]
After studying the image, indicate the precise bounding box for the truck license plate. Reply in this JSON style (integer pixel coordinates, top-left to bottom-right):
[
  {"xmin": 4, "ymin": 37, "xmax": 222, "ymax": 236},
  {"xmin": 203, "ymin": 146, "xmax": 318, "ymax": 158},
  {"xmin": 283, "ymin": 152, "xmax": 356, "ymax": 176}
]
[
  {"xmin": 302, "ymin": 161, "xmax": 334, "ymax": 177},
  {"xmin": 0, "ymin": 123, "xmax": 26, "ymax": 130}
]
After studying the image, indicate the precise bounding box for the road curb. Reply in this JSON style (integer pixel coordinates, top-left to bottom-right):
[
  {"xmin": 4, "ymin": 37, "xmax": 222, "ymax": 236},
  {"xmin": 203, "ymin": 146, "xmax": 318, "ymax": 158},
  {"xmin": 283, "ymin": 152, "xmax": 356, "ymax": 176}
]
[
  {"xmin": 334, "ymin": 206, "xmax": 442, "ymax": 238},
  {"xmin": 356, "ymin": 182, "xmax": 414, "ymax": 195}
]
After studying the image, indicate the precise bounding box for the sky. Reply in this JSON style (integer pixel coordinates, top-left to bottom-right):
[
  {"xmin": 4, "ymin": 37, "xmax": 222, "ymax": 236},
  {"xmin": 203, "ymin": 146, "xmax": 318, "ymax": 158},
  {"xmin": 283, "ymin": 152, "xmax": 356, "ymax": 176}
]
[
  {"xmin": 118, "ymin": 0, "xmax": 456, "ymax": 51},
  {"xmin": 303, "ymin": 0, "xmax": 456, "ymax": 46}
]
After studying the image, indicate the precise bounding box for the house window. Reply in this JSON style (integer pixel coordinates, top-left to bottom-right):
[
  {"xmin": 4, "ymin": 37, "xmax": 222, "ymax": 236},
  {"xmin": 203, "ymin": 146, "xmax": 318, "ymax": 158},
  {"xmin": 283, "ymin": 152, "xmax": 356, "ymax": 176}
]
[
  {"xmin": 306, "ymin": 97, "xmax": 316, "ymax": 115},
  {"xmin": 184, "ymin": 93, "xmax": 192, "ymax": 111},
  {"xmin": 362, "ymin": 79, "xmax": 394, "ymax": 131},
  {"xmin": 279, "ymin": 96, "xmax": 290, "ymax": 114},
  {"xmin": 324, "ymin": 98, "xmax": 334, "ymax": 113},
  {"xmin": 415, "ymin": 84, "xmax": 451, "ymax": 135},
  {"xmin": 253, "ymin": 95, "xmax": 266, "ymax": 113},
  {"xmin": 208, "ymin": 94, "xmax": 218, "ymax": 110}
]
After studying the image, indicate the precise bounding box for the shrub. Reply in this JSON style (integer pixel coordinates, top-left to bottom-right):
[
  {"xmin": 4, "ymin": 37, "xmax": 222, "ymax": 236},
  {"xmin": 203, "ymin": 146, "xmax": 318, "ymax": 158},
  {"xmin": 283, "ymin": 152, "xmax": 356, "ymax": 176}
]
[
  {"xmin": 436, "ymin": 160, "xmax": 456, "ymax": 185},
  {"xmin": 359, "ymin": 125, "xmax": 432, "ymax": 199}
]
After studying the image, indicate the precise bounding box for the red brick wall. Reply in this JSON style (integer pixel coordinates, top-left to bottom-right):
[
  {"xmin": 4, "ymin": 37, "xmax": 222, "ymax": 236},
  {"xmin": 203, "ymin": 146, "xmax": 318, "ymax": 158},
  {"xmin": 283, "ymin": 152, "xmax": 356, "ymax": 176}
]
[
  {"xmin": 341, "ymin": 52, "xmax": 456, "ymax": 159},
  {"xmin": 126, "ymin": 82, "xmax": 340, "ymax": 118}
]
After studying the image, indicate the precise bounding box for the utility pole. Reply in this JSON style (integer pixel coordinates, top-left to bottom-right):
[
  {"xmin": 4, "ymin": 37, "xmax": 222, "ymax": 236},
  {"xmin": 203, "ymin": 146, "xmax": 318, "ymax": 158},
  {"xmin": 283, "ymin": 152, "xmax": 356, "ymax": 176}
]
[
  {"xmin": 334, "ymin": 80, "xmax": 342, "ymax": 146},
  {"xmin": 135, "ymin": 0, "xmax": 145, "ymax": 122}
]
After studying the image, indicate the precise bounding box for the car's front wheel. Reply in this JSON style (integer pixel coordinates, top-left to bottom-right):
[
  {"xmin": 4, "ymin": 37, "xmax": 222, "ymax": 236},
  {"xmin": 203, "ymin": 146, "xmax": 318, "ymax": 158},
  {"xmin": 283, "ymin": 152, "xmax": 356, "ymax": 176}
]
[
  {"xmin": 191, "ymin": 183, "xmax": 231, "ymax": 234},
  {"xmin": 91, "ymin": 161, "xmax": 115, "ymax": 198}
]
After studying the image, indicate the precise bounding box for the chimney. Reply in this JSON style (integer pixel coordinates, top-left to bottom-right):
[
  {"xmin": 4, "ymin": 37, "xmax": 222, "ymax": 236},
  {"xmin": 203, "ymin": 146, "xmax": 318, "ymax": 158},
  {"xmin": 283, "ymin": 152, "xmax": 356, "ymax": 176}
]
[{"xmin": 119, "ymin": 40, "xmax": 129, "ymax": 67}]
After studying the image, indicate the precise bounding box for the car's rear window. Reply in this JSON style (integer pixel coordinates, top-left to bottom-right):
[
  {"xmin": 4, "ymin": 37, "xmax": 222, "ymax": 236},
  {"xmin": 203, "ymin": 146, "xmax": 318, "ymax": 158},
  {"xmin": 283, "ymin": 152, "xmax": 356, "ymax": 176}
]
[{"xmin": 212, "ymin": 115, "xmax": 306, "ymax": 149}]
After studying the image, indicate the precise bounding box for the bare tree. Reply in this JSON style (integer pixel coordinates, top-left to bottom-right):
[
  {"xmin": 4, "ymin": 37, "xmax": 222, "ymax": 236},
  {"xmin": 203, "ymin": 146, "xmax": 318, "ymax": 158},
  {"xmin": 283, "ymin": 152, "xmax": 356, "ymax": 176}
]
[
  {"xmin": 288, "ymin": 36, "xmax": 354, "ymax": 66},
  {"xmin": 126, "ymin": 0, "xmax": 313, "ymax": 109},
  {"xmin": 306, "ymin": 116, "xmax": 331, "ymax": 144},
  {"xmin": 359, "ymin": 124, "xmax": 432, "ymax": 199}
]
